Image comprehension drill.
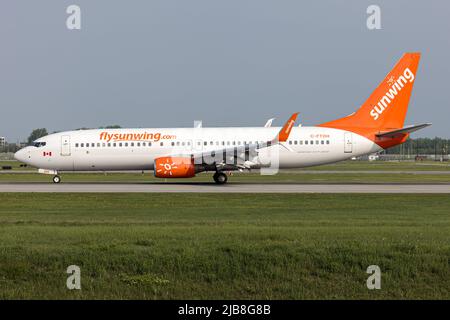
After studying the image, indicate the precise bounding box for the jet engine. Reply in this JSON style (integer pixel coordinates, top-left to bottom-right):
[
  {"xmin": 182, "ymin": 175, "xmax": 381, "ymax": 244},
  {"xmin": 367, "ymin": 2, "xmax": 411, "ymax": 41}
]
[{"xmin": 154, "ymin": 156, "xmax": 195, "ymax": 178}]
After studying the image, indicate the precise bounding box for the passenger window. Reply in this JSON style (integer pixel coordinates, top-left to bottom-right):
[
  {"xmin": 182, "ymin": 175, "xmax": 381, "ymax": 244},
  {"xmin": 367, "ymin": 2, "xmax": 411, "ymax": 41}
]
[
  {"xmin": 176, "ymin": 142, "xmax": 180, "ymax": 146},
  {"xmin": 204, "ymin": 141, "xmax": 207, "ymax": 146},
  {"xmin": 102, "ymin": 143, "xmax": 106, "ymax": 147},
  {"xmin": 108, "ymin": 143, "xmax": 111, "ymax": 147},
  {"xmin": 232, "ymin": 141, "xmax": 236, "ymax": 146},
  {"xmin": 294, "ymin": 141, "xmax": 298, "ymax": 145},
  {"xmin": 171, "ymin": 142, "xmax": 175, "ymax": 146},
  {"xmin": 182, "ymin": 142, "xmax": 185, "ymax": 146},
  {"xmin": 305, "ymin": 141, "xmax": 308, "ymax": 145},
  {"xmin": 289, "ymin": 141, "xmax": 292, "ymax": 145},
  {"xmin": 97, "ymin": 143, "xmax": 100, "ymax": 147},
  {"xmin": 113, "ymin": 143, "xmax": 117, "ymax": 147},
  {"xmin": 160, "ymin": 142, "xmax": 164, "ymax": 146},
  {"xmin": 130, "ymin": 142, "xmax": 134, "ymax": 147},
  {"xmin": 137, "ymin": 142, "xmax": 141, "ymax": 147},
  {"xmin": 210, "ymin": 141, "xmax": 213, "ymax": 145},
  {"xmin": 75, "ymin": 143, "xmax": 79, "ymax": 147},
  {"xmin": 300, "ymin": 141, "xmax": 303, "ymax": 145},
  {"xmin": 326, "ymin": 140, "xmax": 330, "ymax": 144},
  {"xmin": 119, "ymin": 143, "xmax": 123, "ymax": 147},
  {"xmin": 321, "ymin": 140, "xmax": 324, "ymax": 145},
  {"xmin": 148, "ymin": 142, "xmax": 151, "ymax": 146}
]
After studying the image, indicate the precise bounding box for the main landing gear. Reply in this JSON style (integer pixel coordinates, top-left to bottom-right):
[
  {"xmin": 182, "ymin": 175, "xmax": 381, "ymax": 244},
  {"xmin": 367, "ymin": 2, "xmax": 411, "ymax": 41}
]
[
  {"xmin": 52, "ymin": 175, "xmax": 61, "ymax": 184},
  {"xmin": 213, "ymin": 172, "xmax": 228, "ymax": 185}
]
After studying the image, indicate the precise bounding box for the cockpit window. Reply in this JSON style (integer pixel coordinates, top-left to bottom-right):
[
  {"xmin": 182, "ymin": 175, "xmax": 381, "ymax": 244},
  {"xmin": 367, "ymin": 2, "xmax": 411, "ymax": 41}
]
[{"xmin": 33, "ymin": 142, "xmax": 46, "ymax": 147}]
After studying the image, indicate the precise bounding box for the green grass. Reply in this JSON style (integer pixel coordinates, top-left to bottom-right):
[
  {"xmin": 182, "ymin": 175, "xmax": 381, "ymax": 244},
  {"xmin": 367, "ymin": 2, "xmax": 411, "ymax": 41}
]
[
  {"xmin": 0, "ymin": 160, "xmax": 33, "ymax": 171},
  {"xmin": 0, "ymin": 193, "xmax": 449, "ymax": 299}
]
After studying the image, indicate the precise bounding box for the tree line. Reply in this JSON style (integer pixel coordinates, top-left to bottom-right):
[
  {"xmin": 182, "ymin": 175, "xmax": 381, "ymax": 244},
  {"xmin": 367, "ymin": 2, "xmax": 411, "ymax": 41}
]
[{"xmin": 382, "ymin": 137, "xmax": 450, "ymax": 156}]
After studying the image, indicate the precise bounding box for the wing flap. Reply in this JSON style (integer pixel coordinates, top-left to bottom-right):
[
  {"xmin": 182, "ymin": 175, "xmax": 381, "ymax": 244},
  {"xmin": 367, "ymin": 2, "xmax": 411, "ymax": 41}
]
[{"xmin": 168, "ymin": 113, "xmax": 300, "ymax": 169}]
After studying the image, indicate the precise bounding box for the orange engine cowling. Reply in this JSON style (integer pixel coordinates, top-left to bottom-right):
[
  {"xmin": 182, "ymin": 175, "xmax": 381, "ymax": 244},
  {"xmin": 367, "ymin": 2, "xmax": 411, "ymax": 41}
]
[{"xmin": 154, "ymin": 157, "xmax": 195, "ymax": 178}]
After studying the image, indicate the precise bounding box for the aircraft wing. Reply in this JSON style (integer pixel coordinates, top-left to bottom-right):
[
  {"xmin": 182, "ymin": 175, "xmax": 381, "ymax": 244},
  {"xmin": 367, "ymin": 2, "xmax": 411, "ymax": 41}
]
[{"xmin": 170, "ymin": 113, "xmax": 299, "ymax": 170}]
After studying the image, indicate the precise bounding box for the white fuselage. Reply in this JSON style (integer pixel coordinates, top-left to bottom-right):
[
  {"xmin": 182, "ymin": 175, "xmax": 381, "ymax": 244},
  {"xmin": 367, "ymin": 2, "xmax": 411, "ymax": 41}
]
[{"xmin": 15, "ymin": 126, "xmax": 381, "ymax": 172}]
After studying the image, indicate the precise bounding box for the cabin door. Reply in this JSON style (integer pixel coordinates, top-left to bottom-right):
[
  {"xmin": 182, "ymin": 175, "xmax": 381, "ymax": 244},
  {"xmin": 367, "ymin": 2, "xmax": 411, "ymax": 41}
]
[
  {"xmin": 61, "ymin": 135, "xmax": 71, "ymax": 156},
  {"xmin": 344, "ymin": 132, "xmax": 353, "ymax": 153}
]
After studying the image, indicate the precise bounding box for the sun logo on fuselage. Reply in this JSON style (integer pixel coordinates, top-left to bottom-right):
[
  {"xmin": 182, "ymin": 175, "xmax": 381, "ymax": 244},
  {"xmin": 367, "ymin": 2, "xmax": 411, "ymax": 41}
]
[{"xmin": 156, "ymin": 158, "xmax": 178, "ymax": 176}]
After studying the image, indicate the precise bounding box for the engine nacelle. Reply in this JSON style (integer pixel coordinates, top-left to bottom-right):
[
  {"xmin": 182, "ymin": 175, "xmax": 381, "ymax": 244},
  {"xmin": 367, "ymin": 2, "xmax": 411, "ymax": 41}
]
[{"xmin": 154, "ymin": 156, "xmax": 195, "ymax": 178}]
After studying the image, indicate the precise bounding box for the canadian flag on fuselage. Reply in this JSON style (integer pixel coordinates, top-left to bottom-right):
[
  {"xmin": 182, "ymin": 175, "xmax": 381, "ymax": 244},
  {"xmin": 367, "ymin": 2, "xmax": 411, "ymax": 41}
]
[{"xmin": 319, "ymin": 53, "xmax": 421, "ymax": 140}]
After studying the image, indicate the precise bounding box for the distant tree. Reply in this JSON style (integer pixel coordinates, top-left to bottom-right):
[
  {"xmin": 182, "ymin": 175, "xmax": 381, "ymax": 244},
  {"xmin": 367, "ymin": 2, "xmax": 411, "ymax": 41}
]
[
  {"xmin": 384, "ymin": 137, "xmax": 450, "ymax": 156},
  {"xmin": 27, "ymin": 128, "xmax": 48, "ymax": 144},
  {"xmin": 99, "ymin": 125, "xmax": 122, "ymax": 129},
  {"xmin": 6, "ymin": 143, "xmax": 20, "ymax": 153}
]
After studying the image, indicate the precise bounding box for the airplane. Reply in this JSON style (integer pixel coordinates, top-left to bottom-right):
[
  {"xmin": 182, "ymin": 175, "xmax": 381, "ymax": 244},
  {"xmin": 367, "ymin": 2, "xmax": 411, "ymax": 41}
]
[{"xmin": 14, "ymin": 53, "xmax": 431, "ymax": 184}]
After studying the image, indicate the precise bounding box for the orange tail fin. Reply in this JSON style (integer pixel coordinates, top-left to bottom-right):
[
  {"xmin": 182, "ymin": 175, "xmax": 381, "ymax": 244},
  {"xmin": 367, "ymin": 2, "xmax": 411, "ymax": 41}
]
[{"xmin": 319, "ymin": 53, "xmax": 421, "ymax": 145}]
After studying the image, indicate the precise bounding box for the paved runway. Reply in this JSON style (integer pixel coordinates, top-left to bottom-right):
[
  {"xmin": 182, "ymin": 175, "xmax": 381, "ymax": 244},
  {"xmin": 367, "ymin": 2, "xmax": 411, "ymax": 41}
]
[{"xmin": 0, "ymin": 183, "xmax": 449, "ymax": 193}]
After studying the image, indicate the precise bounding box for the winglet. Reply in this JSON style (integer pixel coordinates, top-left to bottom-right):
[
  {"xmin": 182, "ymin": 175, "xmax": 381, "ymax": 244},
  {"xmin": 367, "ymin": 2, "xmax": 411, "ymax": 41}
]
[
  {"xmin": 264, "ymin": 118, "xmax": 275, "ymax": 128},
  {"xmin": 277, "ymin": 113, "xmax": 299, "ymax": 142}
]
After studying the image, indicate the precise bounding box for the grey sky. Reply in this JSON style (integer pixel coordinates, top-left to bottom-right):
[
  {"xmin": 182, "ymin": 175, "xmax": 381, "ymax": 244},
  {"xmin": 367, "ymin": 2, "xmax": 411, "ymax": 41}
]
[{"xmin": 1, "ymin": 0, "xmax": 449, "ymax": 142}]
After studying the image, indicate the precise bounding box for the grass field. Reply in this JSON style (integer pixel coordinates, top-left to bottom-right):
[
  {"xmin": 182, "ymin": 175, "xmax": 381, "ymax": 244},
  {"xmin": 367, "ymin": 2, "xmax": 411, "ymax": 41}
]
[
  {"xmin": 0, "ymin": 160, "xmax": 34, "ymax": 171},
  {"xmin": 0, "ymin": 193, "xmax": 449, "ymax": 299}
]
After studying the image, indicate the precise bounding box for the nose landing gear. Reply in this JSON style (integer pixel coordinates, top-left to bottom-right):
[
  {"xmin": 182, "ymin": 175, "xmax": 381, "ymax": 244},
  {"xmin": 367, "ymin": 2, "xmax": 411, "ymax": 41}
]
[
  {"xmin": 52, "ymin": 175, "xmax": 61, "ymax": 184},
  {"xmin": 213, "ymin": 172, "xmax": 228, "ymax": 184}
]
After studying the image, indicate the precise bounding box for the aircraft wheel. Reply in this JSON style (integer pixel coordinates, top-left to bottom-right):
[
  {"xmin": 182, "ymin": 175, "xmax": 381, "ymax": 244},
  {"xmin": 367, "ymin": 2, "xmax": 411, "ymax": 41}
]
[
  {"xmin": 53, "ymin": 175, "xmax": 61, "ymax": 184},
  {"xmin": 213, "ymin": 172, "xmax": 228, "ymax": 184}
]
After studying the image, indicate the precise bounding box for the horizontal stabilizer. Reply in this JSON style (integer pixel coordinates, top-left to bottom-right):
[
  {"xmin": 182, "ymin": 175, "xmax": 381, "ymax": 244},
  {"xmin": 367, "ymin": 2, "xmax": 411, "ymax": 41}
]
[{"xmin": 376, "ymin": 123, "xmax": 431, "ymax": 138}]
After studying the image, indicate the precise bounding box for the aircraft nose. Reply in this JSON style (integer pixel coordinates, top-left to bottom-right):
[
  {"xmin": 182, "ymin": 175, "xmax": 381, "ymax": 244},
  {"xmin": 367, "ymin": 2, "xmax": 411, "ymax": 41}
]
[{"xmin": 14, "ymin": 148, "xmax": 29, "ymax": 163}]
